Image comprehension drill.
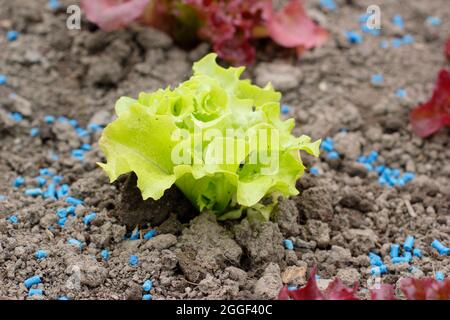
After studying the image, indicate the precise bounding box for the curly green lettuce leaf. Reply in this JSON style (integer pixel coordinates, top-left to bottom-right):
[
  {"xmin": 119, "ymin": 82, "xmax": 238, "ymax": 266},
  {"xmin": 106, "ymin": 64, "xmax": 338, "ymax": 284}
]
[{"xmin": 99, "ymin": 53, "xmax": 320, "ymax": 219}]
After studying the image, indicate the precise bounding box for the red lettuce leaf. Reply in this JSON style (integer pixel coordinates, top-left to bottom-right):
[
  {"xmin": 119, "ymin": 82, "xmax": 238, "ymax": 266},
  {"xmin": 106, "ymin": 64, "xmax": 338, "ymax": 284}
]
[
  {"xmin": 280, "ymin": 268, "xmax": 450, "ymax": 300},
  {"xmin": 279, "ymin": 267, "xmax": 359, "ymax": 300},
  {"xmin": 410, "ymin": 68, "xmax": 450, "ymax": 137},
  {"xmin": 81, "ymin": 0, "xmax": 150, "ymax": 32},
  {"xmin": 370, "ymin": 284, "xmax": 397, "ymax": 300},
  {"xmin": 265, "ymin": 0, "xmax": 328, "ymax": 56},
  {"xmin": 400, "ymin": 278, "xmax": 450, "ymax": 300}
]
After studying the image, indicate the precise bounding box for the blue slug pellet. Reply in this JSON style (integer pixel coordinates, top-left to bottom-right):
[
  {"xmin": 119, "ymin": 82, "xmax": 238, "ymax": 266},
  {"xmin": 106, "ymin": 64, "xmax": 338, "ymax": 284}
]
[
  {"xmin": 13, "ymin": 176, "xmax": 25, "ymax": 188},
  {"xmin": 436, "ymin": 272, "xmax": 445, "ymax": 281},
  {"xmin": 144, "ymin": 229, "xmax": 157, "ymax": 240},
  {"xmin": 143, "ymin": 280, "xmax": 153, "ymax": 292},
  {"xmin": 25, "ymin": 188, "xmax": 43, "ymax": 197},
  {"xmin": 390, "ymin": 244, "xmax": 400, "ymax": 259},
  {"xmin": 403, "ymin": 236, "xmax": 414, "ymax": 252},
  {"xmin": 431, "ymin": 240, "xmax": 450, "ymax": 255},
  {"xmin": 66, "ymin": 197, "xmax": 83, "ymax": 206},
  {"xmin": 28, "ymin": 288, "xmax": 43, "ymax": 297},
  {"xmin": 83, "ymin": 212, "xmax": 96, "ymax": 225},
  {"xmin": 413, "ymin": 248, "xmax": 422, "ymax": 258},
  {"xmin": 24, "ymin": 275, "xmax": 41, "ymax": 289},
  {"xmin": 101, "ymin": 249, "xmax": 110, "ymax": 261},
  {"xmin": 142, "ymin": 294, "xmax": 152, "ymax": 300},
  {"xmin": 370, "ymin": 265, "xmax": 387, "ymax": 275},
  {"xmin": 129, "ymin": 255, "xmax": 139, "ymax": 266},
  {"xmin": 35, "ymin": 250, "xmax": 47, "ymax": 260},
  {"xmin": 283, "ymin": 239, "xmax": 294, "ymax": 250}
]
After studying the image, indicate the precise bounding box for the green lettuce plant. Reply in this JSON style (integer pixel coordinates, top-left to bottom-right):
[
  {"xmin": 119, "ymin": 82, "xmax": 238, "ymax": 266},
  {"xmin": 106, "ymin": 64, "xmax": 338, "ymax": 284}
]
[{"xmin": 98, "ymin": 53, "xmax": 320, "ymax": 220}]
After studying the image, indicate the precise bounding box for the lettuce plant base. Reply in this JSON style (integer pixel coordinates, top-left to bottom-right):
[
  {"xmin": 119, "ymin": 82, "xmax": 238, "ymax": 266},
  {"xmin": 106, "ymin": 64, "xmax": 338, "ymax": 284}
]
[{"xmin": 0, "ymin": 0, "xmax": 449, "ymax": 300}]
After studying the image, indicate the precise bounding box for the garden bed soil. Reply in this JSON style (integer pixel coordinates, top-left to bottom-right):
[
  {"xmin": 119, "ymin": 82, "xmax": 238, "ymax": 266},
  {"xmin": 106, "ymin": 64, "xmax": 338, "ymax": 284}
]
[{"xmin": 0, "ymin": 0, "xmax": 449, "ymax": 300}]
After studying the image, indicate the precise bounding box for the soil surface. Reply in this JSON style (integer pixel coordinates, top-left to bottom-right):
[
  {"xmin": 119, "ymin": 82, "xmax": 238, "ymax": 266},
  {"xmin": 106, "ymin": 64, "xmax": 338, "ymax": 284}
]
[{"xmin": 0, "ymin": 0, "xmax": 449, "ymax": 300}]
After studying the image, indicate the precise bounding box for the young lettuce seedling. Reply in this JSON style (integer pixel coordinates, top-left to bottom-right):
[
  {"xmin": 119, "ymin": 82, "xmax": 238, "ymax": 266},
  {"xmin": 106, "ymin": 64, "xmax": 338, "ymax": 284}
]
[{"xmin": 98, "ymin": 53, "xmax": 320, "ymax": 220}]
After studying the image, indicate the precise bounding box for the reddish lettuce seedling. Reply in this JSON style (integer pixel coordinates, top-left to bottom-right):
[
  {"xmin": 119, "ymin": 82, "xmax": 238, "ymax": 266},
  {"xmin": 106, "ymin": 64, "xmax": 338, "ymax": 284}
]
[{"xmin": 409, "ymin": 69, "xmax": 450, "ymax": 137}]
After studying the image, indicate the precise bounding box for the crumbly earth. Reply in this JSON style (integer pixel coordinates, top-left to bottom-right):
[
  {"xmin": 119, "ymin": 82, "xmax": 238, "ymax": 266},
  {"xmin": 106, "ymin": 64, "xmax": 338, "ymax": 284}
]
[{"xmin": 0, "ymin": 0, "xmax": 449, "ymax": 300}]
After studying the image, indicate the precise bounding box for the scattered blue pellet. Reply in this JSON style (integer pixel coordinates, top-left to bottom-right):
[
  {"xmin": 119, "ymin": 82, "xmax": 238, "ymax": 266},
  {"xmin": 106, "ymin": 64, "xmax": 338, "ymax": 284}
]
[
  {"xmin": 391, "ymin": 38, "xmax": 403, "ymax": 48},
  {"xmin": 67, "ymin": 239, "xmax": 83, "ymax": 250},
  {"xmin": 35, "ymin": 250, "xmax": 47, "ymax": 260},
  {"xmin": 6, "ymin": 30, "xmax": 19, "ymax": 41},
  {"xmin": 66, "ymin": 206, "xmax": 76, "ymax": 216},
  {"xmin": 75, "ymin": 127, "xmax": 89, "ymax": 137},
  {"xmin": 0, "ymin": 74, "xmax": 7, "ymax": 85},
  {"xmin": 68, "ymin": 119, "xmax": 78, "ymax": 127},
  {"xmin": 436, "ymin": 272, "xmax": 445, "ymax": 281},
  {"xmin": 403, "ymin": 251, "xmax": 412, "ymax": 262},
  {"xmin": 44, "ymin": 115, "xmax": 55, "ymax": 124},
  {"xmin": 129, "ymin": 255, "xmax": 139, "ymax": 266},
  {"xmin": 57, "ymin": 184, "xmax": 70, "ymax": 199},
  {"xmin": 30, "ymin": 127, "xmax": 40, "ymax": 137},
  {"xmin": 287, "ymin": 285, "xmax": 298, "ymax": 291},
  {"xmin": 56, "ymin": 208, "xmax": 67, "ymax": 219},
  {"xmin": 52, "ymin": 175, "xmax": 63, "ymax": 184},
  {"xmin": 281, "ymin": 104, "xmax": 289, "ymax": 114},
  {"xmin": 390, "ymin": 244, "xmax": 400, "ymax": 259},
  {"xmin": 392, "ymin": 15, "xmax": 404, "ymax": 29},
  {"xmin": 71, "ymin": 149, "xmax": 85, "ymax": 160},
  {"xmin": 369, "ymin": 252, "xmax": 383, "ymax": 266},
  {"xmin": 403, "ymin": 236, "xmax": 414, "ymax": 252},
  {"xmin": 7, "ymin": 215, "xmax": 18, "ymax": 224},
  {"xmin": 413, "ymin": 248, "xmax": 422, "ymax": 258},
  {"xmin": 143, "ymin": 280, "xmax": 153, "ymax": 292},
  {"xmin": 370, "ymin": 265, "xmax": 387, "ymax": 275},
  {"xmin": 142, "ymin": 294, "xmax": 152, "ymax": 300},
  {"xmin": 25, "ymin": 188, "xmax": 43, "ymax": 197},
  {"xmin": 43, "ymin": 183, "xmax": 57, "ymax": 200},
  {"xmin": 310, "ymin": 167, "xmax": 320, "ymax": 175},
  {"xmin": 321, "ymin": 138, "xmax": 334, "ymax": 152},
  {"xmin": 57, "ymin": 217, "xmax": 67, "ymax": 227},
  {"xmin": 88, "ymin": 123, "xmax": 103, "ymax": 132},
  {"xmin": 83, "ymin": 212, "xmax": 96, "ymax": 225},
  {"xmin": 28, "ymin": 288, "xmax": 43, "ymax": 297},
  {"xmin": 283, "ymin": 239, "xmax": 294, "ymax": 250},
  {"xmin": 345, "ymin": 31, "xmax": 363, "ymax": 44},
  {"xmin": 66, "ymin": 196, "xmax": 83, "ymax": 206},
  {"xmin": 81, "ymin": 143, "xmax": 92, "ymax": 151},
  {"xmin": 24, "ymin": 275, "xmax": 41, "ymax": 289},
  {"xmin": 10, "ymin": 112, "xmax": 23, "ymax": 122},
  {"xmin": 431, "ymin": 239, "xmax": 450, "ymax": 255},
  {"xmin": 327, "ymin": 151, "xmax": 339, "ymax": 159},
  {"xmin": 143, "ymin": 229, "xmax": 157, "ymax": 240},
  {"xmin": 101, "ymin": 249, "xmax": 110, "ymax": 261},
  {"xmin": 426, "ymin": 16, "xmax": 441, "ymax": 26},
  {"xmin": 319, "ymin": 0, "xmax": 337, "ymax": 11},
  {"xmin": 35, "ymin": 176, "xmax": 47, "ymax": 187},
  {"xmin": 371, "ymin": 74, "xmax": 384, "ymax": 85},
  {"xmin": 402, "ymin": 34, "xmax": 414, "ymax": 45},
  {"xmin": 395, "ymin": 88, "xmax": 407, "ymax": 98},
  {"xmin": 58, "ymin": 296, "xmax": 70, "ymax": 300},
  {"xmin": 13, "ymin": 176, "xmax": 25, "ymax": 188},
  {"xmin": 48, "ymin": 0, "xmax": 60, "ymax": 10}
]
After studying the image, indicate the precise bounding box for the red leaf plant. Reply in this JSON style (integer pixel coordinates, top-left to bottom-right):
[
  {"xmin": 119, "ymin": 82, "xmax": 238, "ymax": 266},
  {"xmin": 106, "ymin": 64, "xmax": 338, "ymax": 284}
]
[
  {"xmin": 409, "ymin": 69, "xmax": 450, "ymax": 137},
  {"xmin": 81, "ymin": 0, "xmax": 328, "ymax": 65},
  {"xmin": 279, "ymin": 268, "xmax": 450, "ymax": 300},
  {"xmin": 81, "ymin": 0, "xmax": 150, "ymax": 32}
]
